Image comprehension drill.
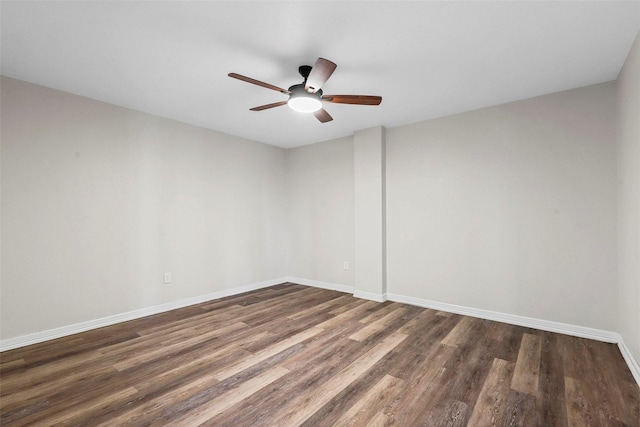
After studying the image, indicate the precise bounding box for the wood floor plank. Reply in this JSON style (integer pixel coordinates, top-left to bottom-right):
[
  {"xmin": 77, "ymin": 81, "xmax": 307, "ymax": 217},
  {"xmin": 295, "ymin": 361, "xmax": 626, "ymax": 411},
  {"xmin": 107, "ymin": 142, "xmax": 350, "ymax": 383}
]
[
  {"xmin": 14, "ymin": 385, "xmax": 139, "ymax": 426},
  {"xmin": 560, "ymin": 334, "xmax": 624, "ymax": 426},
  {"xmin": 387, "ymin": 314, "xmax": 458, "ymax": 382},
  {"xmin": 94, "ymin": 338, "xmax": 298, "ymax": 426},
  {"xmin": 213, "ymin": 326, "xmax": 324, "ymax": 381},
  {"xmin": 382, "ymin": 343, "xmax": 459, "ymax": 424},
  {"xmin": 238, "ymin": 287, "xmax": 334, "ymax": 327},
  {"xmin": 328, "ymin": 297, "xmax": 375, "ymax": 316},
  {"xmin": 238, "ymin": 312, "xmax": 330, "ymax": 353},
  {"xmin": 286, "ymin": 294, "xmax": 352, "ymax": 320},
  {"xmin": 357, "ymin": 302, "xmax": 399, "ymax": 324},
  {"xmin": 437, "ymin": 320, "xmax": 497, "ymax": 406},
  {"xmin": 0, "ymin": 396, "xmax": 50, "ymax": 425},
  {"xmin": 395, "ymin": 307, "xmax": 439, "ymax": 335},
  {"xmin": 366, "ymin": 405, "xmax": 398, "ymax": 426},
  {"xmin": 1, "ymin": 283, "xmax": 637, "ymax": 426},
  {"xmin": 0, "ymin": 348, "xmax": 105, "ymax": 393},
  {"xmin": 318, "ymin": 300, "xmax": 380, "ymax": 328},
  {"xmin": 440, "ymin": 316, "xmax": 478, "ymax": 347},
  {"xmin": 502, "ymin": 389, "xmax": 540, "ymax": 426},
  {"xmin": 0, "ymin": 359, "xmax": 25, "ymax": 371},
  {"xmin": 0, "ymin": 361, "xmax": 119, "ymax": 409},
  {"xmin": 93, "ymin": 362, "xmax": 229, "ymax": 425},
  {"xmin": 2, "ymin": 336, "xmax": 94, "ymax": 367},
  {"xmin": 113, "ymin": 321, "xmax": 248, "ymax": 371},
  {"xmin": 280, "ymin": 320, "xmax": 367, "ymax": 373},
  {"xmin": 332, "ymin": 374, "xmax": 405, "ymax": 427},
  {"xmin": 211, "ymin": 333, "xmax": 368, "ymax": 426},
  {"xmin": 485, "ymin": 321, "xmax": 528, "ymax": 363},
  {"xmin": 349, "ymin": 306, "xmax": 408, "ymax": 342},
  {"xmin": 264, "ymin": 331, "xmax": 408, "ymax": 426},
  {"xmin": 467, "ymin": 358, "xmax": 515, "ymax": 426},
  {"xmin": 173, "ymin": 366, "xmax": 290, "ymax": 426},
  {"xmin": 197, "ymin": 287, "xmax": 280, "ymax": 311},
  {"xmin": 511, "ymin": 333, "xmax": 542, "ymax": 395},
  {"xmin": 537, "ymin": 332, "xmax": 568, "ymax": 427},
  {"xmin": 565, "ymin": 375, "xmax": 601, "ymax": 427},
  {"xmin": 585, "ymin": 339, "xmax": 640, "ymax": 425},
  {"xmin": 298, "ymin": 342, "xmax": 402, "ymax": 426},
  {"xmin": 121, "ymin": 342, "xmax": 254, "ymax": 394},
  {"xmin": 423, "ymin": 398, "xmax": 469, "ymax": 427},
  {"xmin": 136, "ymin": 305, "xmax": 245, "ymax": 336},
  {"xmin": 2, "ymin": 364, "xmax": 123, "ymax": 421}
]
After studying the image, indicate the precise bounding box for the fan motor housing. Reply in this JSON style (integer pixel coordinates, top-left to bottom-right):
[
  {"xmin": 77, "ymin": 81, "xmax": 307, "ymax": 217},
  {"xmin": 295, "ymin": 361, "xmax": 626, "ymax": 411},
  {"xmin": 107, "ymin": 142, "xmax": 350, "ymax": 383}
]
[
  {"xmin": 288, "ymin": 83, "xmax": 323, "ymax": 97},
  {"xmin": 287, "ymin": 84, "xmax": 323, "ymax": 112}
]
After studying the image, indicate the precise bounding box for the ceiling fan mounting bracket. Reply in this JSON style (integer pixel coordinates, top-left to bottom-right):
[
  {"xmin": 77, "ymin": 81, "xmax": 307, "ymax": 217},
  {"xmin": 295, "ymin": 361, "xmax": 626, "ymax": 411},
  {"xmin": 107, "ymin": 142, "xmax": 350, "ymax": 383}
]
[{"xmin": 298, "ymin": 65, "xmax": 312, "ymax": 81}]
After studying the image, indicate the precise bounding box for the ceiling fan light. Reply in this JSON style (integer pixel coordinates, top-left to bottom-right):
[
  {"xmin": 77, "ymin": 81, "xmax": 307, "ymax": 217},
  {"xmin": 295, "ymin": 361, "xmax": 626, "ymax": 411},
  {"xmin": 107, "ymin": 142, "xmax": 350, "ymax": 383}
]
[
  {"xmin": 287, "ymin": 85, "xmax": 322, "ymax": 113},
  {"xmin": 288, "ymin": 95, "xmax": 322, "ymax": 113}
]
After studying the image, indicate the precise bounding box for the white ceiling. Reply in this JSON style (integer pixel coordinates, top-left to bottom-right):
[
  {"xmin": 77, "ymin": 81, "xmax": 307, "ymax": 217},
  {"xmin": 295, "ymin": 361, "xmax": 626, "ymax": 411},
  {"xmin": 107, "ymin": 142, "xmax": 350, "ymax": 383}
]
[{"xmin": 2, "ymin": 1, "xmax": 639, "ymax": 148}]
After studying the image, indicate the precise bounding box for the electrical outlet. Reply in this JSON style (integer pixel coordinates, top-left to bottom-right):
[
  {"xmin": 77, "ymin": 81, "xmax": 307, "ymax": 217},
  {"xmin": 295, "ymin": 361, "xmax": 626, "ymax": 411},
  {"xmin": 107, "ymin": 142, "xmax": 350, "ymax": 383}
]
[
  {"xmin": 164, "ymin": 272, "xmax": 172, "ymax": 284},
  {"xmin": 343, "ymin": 261, "xmax": 349, "ymax": 270}
]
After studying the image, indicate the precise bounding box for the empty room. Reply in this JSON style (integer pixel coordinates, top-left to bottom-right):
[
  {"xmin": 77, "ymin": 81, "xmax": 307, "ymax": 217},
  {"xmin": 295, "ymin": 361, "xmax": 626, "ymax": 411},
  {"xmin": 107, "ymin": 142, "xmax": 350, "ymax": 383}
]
[{"xmin": 1, "ymin": 1, "xmax": 639, "ymax": 425}]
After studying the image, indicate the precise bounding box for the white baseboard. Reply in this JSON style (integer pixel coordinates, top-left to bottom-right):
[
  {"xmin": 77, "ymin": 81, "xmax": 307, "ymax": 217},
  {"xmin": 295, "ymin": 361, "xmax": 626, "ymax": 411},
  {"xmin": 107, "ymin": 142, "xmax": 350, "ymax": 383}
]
[
  {"xmin": 617, "ymin": 337, "xmax": 640, "ymax": 385},
  {"xmin": 353, "ymin": 290, "xmax": 388, "ymax": 302},
  {"xmin": 3, "ymin": 277, "xmax": 638, "ymax": 386},
  {"xmin": 283, "ymin": 277, "xmax": 387, "ymax": 303},
  {"xmin": 0, "ymin": 277, "xmax": 288, "ymax": 352},
  {"xmin": 284, "ymin": 276, "xmax": 354, "ymax": 294},
  {"xmin": 385, "ymin": 292, "xmax": 639, "ymax": 386},
  {"xmin": 386, "ymin": 293, "xmax": 620, "ymax": 343}
]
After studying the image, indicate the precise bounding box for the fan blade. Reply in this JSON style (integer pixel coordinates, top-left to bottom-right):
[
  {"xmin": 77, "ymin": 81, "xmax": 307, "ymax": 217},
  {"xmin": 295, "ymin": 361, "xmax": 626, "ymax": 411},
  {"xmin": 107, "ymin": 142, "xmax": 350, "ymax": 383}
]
[
  {"xmin": 228, "ymin": 73, "xmax": 290, "ymax": 94},
  {"xmin": 313, "ymin": 108, "xmax": 333, "ymax": 123},
  {"xmin": 322, "ymin": 95, "xmax": 382, "ymax": 105},
  {"xmin": 305, "ymin": 58, "xmax": 337, "ymax": 93},
  {"xmin": 250, "ymin": 101, "xmax": 288, "ymax": 111}
]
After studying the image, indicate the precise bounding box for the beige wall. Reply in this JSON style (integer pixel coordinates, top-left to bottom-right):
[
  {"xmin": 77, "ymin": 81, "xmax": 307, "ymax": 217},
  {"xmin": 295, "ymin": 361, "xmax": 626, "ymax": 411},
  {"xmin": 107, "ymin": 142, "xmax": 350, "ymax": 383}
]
[
  {"xmin": 0, "ymin": 73, "xmax": 626, "ymax": 349},
  {"xmin": 1, "ymin": 77, "xmax": 287, "ymax": 340},
  {"xmin": 284, "ymin": 82, "xmax": 618, "ymax": 332},
  {"xmin": 617, "ymin": 32, "xmax": 640, "ymax": 364},
  {"xmin": 353, "ymin": 127, "xmax": 386, "ymax": 298},
  {"xmin": 285, "ymin": 136, "xmax": 354, "ymax": 286},
  {"xmin": 386, "ymin": 82, "xmax": 618, "ymax": 330}
]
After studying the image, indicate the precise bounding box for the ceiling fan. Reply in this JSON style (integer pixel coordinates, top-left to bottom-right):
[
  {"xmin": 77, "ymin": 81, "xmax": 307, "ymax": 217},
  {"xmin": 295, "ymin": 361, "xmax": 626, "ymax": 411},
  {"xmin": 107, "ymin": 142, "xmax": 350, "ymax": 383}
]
[{"xmin": 228, "ymin": 58, "xmax": 382, "ymax": 123}]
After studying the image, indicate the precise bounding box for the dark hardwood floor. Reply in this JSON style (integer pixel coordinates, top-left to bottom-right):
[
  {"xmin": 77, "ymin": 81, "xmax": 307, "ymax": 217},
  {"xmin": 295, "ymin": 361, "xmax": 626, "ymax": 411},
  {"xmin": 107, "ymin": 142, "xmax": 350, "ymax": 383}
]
[{"xmin": 1, "ymin": 283, "xmax": 638, "ymax": 426}]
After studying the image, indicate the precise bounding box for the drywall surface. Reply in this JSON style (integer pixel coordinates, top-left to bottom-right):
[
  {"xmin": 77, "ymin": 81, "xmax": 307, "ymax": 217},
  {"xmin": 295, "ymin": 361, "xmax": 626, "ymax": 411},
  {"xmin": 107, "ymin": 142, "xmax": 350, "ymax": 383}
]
[
  {"xmin": 386, "ymin": 82, "xmax": 618, "ymax": 331},
  {"xmin": 617, "ymin": 32, "xmax": 640, "ymax": 364},
  {"xmin": 1, "ymin": 77, "xmax": 287, "ymax": 340},
  {"xmin": 286, "ymin": 136, "xmax": 355, "ymax": 287},
  {"xmin": 353, "ymin": 127, "xmax": 387, "ymax": 298},
  {"xmin": 0, "ymin": 74, "xmax": 623, "ymax": 345}
]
